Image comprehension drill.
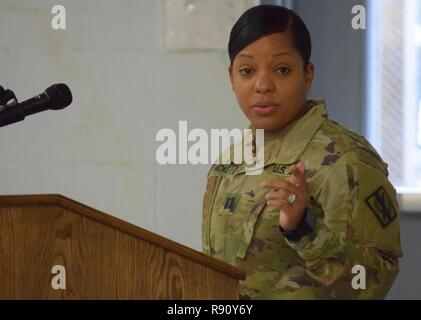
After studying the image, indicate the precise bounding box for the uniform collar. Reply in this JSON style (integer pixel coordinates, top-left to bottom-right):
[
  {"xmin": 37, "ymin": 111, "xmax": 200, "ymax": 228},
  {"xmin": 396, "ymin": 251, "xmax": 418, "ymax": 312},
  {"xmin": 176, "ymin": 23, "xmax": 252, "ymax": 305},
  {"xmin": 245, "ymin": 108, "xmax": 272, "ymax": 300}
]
[
  {"xmin": 218, "ymin": 100, "xmax": 328, "ymax": 167},
  {"xmin": 260, "ymin": 100, "xmax": 328, "ymax": 164}
]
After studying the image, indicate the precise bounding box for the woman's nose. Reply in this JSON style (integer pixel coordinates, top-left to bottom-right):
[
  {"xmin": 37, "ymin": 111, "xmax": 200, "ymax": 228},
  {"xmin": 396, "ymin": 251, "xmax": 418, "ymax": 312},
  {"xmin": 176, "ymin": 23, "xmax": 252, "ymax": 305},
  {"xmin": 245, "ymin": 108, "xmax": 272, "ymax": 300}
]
[{"xmin": 254, "ymin": 73, "xmax": 275, "ymax": 93}]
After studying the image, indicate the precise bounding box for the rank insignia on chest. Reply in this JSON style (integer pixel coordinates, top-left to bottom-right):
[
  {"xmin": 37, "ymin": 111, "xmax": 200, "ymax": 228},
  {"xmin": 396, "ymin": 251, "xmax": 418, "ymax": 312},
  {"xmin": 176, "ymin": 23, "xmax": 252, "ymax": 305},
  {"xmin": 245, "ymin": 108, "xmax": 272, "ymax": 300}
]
[
  {"xmin": 223, "ymin": 193, "xmax": 241, "ymax": 213},
  {"xmin": 365, "ymin": 186, "xmax": 397, "ymax": 228}
]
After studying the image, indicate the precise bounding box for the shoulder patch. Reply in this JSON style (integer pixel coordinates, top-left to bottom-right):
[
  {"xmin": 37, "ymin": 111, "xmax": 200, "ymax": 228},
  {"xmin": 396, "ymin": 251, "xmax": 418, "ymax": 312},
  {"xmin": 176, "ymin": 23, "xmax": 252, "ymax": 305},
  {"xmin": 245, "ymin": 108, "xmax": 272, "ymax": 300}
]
[{"xmin": 364, "ymin": 186, "xmax": 398, "ymax": 228}]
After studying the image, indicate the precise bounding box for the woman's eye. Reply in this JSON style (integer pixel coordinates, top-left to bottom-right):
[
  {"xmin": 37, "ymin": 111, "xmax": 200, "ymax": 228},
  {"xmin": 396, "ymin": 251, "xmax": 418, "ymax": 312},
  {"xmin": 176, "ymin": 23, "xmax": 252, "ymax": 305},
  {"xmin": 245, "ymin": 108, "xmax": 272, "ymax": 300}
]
[
  {"xmin": 239, "ymin": 68, "xmax": 252, "ymax": 76},
  {"xmin": 276, "ymin": 66, "xmax": 290, "ymax": 75}
]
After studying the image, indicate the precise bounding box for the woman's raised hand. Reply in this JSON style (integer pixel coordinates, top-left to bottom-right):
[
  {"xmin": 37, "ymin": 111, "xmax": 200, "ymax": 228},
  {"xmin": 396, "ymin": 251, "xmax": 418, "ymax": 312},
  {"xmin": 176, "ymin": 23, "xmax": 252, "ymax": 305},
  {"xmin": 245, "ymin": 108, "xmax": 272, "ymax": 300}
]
[{"xmin": 261, "ymin": 161, "xmax": 310, "ymax": 231}]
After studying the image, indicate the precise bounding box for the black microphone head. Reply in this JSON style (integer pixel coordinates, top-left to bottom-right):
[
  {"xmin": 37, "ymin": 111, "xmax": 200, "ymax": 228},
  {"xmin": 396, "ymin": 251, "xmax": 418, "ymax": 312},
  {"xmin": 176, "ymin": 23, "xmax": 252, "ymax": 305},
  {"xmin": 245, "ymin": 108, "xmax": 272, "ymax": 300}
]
[{"xmin": 44, "ymin": 83, "xmax": 72, "ymax": 110}]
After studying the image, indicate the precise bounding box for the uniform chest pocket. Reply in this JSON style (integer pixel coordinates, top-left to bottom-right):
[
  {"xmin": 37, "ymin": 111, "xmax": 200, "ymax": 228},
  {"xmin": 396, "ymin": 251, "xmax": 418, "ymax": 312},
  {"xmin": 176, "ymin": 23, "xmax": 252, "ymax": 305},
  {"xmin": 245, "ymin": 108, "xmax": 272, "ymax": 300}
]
[
  {"xmin": 202, "ymin": 174, "xmax": 222, "ymax": 254},
  {"xmin": 236, "ymin": 195, "xmax": 267, "ymax": 259}
]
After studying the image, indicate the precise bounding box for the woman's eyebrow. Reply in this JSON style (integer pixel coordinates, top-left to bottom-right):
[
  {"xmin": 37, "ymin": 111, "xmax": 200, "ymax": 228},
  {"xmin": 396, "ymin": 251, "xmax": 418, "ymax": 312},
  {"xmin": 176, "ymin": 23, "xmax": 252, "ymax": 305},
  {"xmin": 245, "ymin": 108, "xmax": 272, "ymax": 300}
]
[
  {"xmin": 237, "ymin": 51, "xmax": 293, "ymax": 59},
  {"xmin": 272, "ymin": 51, "xmax": 293, "ymax": 57}
]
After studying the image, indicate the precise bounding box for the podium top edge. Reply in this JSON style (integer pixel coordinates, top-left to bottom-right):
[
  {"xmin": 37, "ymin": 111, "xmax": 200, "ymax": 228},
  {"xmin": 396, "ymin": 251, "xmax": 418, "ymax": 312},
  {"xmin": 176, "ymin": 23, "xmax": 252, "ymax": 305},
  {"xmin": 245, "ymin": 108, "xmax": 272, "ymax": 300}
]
[{"xmin": 0, "ymin": 194, "xmax": 246, "ymax": 281}]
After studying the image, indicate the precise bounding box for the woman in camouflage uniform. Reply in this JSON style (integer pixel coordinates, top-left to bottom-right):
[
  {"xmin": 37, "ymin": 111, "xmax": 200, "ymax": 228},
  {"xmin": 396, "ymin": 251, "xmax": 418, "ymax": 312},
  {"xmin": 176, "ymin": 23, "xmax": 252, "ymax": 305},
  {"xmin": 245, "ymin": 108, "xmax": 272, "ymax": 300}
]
[{"xmin": 202, "ymin": 5, "xmax": 402, "ymax": 299}]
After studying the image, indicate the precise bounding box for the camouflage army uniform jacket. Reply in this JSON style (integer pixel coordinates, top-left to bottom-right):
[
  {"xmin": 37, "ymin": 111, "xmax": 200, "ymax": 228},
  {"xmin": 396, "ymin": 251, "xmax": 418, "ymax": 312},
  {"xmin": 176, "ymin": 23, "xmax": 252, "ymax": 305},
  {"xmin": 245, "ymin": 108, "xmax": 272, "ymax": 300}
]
[{"xmin": 201, "ymin": 100, "xmax": 403, "ymax": 299}]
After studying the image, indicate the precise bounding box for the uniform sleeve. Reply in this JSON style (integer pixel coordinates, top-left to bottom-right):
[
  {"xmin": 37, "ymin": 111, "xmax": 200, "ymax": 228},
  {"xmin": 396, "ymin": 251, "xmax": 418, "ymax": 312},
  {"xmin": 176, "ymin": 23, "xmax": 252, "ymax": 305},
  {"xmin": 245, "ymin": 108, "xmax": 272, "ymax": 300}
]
[{"xmin": 283, "ymin": 150, "xmax": 403, "ymax": 299}]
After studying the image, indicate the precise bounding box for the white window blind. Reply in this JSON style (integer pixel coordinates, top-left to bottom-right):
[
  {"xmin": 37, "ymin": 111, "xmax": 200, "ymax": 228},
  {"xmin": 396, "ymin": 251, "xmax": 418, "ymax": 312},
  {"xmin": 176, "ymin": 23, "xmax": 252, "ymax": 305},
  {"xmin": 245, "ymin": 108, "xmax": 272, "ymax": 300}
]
[{"xmin": 367, "ymin": 0, "xmax": 421, "ymax": 194}]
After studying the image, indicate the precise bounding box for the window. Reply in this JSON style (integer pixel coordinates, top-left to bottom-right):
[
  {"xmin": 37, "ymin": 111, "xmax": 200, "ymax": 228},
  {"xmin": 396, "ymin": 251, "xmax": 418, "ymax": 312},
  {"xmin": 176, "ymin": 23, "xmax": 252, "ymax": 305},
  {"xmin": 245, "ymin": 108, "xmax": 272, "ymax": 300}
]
[{"xmin": 367, "ymin": 0, "xmax": 421, "ymax": 199}]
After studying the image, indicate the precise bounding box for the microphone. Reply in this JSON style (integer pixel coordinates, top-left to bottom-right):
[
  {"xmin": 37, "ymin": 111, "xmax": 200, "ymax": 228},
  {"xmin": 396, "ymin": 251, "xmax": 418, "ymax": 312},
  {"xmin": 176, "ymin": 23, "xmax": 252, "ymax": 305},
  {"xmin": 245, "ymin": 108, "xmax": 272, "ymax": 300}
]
[{"xmin": 0, "ymin": 83, "xmax": 72, "ymax": 127}]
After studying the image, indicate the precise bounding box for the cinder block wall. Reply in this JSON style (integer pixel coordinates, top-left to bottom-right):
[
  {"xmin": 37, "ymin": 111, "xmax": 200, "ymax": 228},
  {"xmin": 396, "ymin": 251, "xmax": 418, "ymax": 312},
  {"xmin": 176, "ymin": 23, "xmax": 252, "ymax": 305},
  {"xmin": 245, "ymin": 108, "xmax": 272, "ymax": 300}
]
[{"xmin": 0, "ymin": 0, "xmax": 249, "ymax": 250}]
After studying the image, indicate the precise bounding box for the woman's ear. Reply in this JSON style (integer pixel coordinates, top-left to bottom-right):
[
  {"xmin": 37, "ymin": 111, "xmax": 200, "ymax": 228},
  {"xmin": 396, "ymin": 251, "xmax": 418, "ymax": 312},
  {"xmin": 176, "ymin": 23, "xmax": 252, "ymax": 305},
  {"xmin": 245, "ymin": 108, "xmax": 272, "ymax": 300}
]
[
  {"xmin": 228, "ymin": 66, "xmax": 235, "ymax": 91},
  {"xmin": 304, "ymin": 63, "xmax": 315, "ymax": 91}
]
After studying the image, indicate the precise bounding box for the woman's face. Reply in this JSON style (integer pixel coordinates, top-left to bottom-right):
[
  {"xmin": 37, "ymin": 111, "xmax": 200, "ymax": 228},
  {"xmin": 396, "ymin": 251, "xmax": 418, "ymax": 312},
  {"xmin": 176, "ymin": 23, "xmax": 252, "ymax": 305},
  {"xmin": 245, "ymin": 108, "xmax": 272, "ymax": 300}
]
[{"xmin": 229, "ymin": 32, "xmax": 314, "ymax": 132}]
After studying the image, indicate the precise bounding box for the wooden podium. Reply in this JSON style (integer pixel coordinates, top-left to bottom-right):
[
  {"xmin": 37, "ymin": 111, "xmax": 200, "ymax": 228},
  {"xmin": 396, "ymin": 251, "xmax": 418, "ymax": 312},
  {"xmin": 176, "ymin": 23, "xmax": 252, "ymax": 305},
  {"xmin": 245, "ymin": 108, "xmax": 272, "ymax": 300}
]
[{"xmin": 0, "ymin": 195, "xmax": 245, "ymax": 299}]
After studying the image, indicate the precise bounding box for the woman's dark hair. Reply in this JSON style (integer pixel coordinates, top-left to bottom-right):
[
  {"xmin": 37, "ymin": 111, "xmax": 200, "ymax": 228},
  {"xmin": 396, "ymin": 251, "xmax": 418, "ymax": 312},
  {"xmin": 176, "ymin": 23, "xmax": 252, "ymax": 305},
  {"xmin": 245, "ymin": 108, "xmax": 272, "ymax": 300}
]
[{"xmin": 228, "ymin": 5, "xmax": 312, "ymax": 67}]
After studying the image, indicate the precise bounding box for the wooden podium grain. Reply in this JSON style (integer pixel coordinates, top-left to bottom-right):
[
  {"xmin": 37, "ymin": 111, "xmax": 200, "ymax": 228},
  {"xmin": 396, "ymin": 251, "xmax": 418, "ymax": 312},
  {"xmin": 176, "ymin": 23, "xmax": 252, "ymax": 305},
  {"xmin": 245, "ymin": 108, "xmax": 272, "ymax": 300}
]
[{"xmin": 0, "ymin": 195, "xmax": 245, "ymax": 299}]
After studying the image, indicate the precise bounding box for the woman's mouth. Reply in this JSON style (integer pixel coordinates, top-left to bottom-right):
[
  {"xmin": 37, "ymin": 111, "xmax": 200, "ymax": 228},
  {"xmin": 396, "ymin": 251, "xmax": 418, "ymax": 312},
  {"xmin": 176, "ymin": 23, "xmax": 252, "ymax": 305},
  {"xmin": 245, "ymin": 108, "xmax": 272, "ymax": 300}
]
[{"xmin": 252, "ymin": 103, "xmax": 278, "ymax": 115}]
